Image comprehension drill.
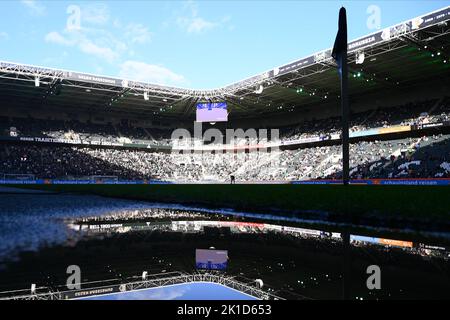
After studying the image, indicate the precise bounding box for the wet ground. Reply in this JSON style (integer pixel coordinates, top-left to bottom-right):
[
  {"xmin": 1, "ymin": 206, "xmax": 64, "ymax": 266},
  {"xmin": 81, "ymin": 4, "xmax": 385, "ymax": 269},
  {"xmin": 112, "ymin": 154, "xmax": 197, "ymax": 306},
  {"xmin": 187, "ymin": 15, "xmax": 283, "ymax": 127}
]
[{"xmin": 0, "ymin": 191, "xmax": 449, "ymax": 300}]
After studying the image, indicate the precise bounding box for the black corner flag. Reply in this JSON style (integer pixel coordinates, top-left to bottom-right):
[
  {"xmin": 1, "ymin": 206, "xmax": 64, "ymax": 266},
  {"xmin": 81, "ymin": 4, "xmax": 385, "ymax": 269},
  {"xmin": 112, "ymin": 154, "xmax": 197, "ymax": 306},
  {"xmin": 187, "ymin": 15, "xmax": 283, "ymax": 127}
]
[
  {"xmin": 332, "ymin": 7, "xmax": 350, "ymax": 185},
  {"xmin": 332, "ymin": 7, "xmax": 348, "ymax": 71}
]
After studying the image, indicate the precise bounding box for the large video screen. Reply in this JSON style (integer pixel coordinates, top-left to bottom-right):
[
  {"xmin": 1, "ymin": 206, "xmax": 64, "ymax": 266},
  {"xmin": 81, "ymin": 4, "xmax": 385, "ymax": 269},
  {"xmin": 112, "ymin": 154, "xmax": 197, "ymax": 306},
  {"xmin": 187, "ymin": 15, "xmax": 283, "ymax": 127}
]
[
  {"xmin": 196, "ymin": 102, "xmax": 228, "ymax": 122},
  {"xmin": 195, "ymin": 249, "xmax": 228, "ymax": 270}
]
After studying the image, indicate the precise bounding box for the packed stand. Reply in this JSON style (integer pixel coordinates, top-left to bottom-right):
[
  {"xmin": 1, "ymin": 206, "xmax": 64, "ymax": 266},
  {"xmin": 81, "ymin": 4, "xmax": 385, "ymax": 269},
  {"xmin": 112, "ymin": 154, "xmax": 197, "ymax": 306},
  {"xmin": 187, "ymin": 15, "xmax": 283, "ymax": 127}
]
[
  {"xmin": 1, "ymin": 97, "xmax": 449, "ymax": 147},
  {"xmin": 1, "ymin": 133, "xmax": 449, "ymax": 181}
]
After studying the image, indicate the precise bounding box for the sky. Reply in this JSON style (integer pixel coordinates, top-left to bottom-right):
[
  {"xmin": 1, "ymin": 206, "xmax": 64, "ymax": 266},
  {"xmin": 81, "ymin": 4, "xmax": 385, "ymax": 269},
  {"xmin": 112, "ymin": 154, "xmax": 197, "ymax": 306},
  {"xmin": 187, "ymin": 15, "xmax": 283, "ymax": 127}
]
[
  {"xmin": 0, "ymin": 0, "xmax": 448, "ymax": 89},
  {"xmin": 81, "ymin": 282, "xmax": 256, "ymax": 300}
]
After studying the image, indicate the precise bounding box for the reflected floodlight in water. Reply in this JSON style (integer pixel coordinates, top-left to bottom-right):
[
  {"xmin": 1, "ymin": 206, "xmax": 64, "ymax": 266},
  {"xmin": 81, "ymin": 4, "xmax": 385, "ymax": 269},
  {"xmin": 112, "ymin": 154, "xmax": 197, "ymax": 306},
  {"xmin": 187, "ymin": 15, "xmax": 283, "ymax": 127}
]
[{"xmin": 255, "ymin": 84, "xmax": 264, "ymax": 94}]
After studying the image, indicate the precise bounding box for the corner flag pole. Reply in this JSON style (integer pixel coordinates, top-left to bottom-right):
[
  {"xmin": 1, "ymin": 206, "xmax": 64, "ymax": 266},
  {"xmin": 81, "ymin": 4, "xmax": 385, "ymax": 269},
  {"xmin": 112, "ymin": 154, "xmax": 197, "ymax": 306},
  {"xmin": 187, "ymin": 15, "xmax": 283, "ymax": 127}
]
[
  {"xmin": 332, "ymin": 7, "xmax": 350, "ymax": 185},
  {"xmin": 332, "ymin": 7, "xmax": 351, "ymax": 301}
]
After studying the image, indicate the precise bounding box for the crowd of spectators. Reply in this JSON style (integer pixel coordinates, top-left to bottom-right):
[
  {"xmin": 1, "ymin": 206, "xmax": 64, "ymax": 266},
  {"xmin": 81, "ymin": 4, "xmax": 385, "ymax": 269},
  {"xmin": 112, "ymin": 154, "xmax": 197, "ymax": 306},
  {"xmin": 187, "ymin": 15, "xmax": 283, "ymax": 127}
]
[
  {"xmin": 0, "ymin": 116, "xmax": 173, "ymax": 145},
  {"xmin": 1, "ymin": 96, "xmax": 450, "ymax": 182},
  {"xmin": 1, "ymin": 97, "xmax": 449, "ymax": 147},
  {"xmin": 1, "ymin": 133, "xmax": 449, "ymax": 181},
  {"xmin": 280, "ymin": 98, "xmax": 450, "ymax": 142},
  {"xmin": 77, "ymin": 208, "xmax": 232, "ymax": 224}
]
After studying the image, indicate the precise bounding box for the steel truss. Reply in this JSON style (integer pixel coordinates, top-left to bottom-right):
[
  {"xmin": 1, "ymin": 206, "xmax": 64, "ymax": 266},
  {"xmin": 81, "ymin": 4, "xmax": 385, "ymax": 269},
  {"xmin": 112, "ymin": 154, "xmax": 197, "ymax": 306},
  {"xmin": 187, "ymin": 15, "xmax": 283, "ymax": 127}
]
[
  {"xmin": 234, "ymin": 15, "xmax": 450, "ymax": 98},
  {"xmin": 125, "ymin": 272, "xmax": 283, "ymax": 300},
  {"xmin": 0, "ymin": 8, "xmax": 449, "ymax": 104},
  {"xmin": 0, "ymin": 271, "xmax": 285, "ymax": 300}
]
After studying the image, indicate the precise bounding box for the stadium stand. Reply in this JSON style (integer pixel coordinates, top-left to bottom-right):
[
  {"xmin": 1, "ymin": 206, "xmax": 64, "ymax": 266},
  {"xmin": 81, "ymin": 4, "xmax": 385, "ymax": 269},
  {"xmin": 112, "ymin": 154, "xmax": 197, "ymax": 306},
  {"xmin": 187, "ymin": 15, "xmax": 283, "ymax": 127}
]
[
  {"xmin": 1, "ymin": 133, "xmax": 449, "ymax": 181},
  {"xmin": 1, "ymin": 98, "xmax": 449, "ymax": 146},
  {"xmin": 1, "ymin": 96, "xmax": 450, "ymax": 182},
  {"xmin": 1, "ymin": 6, "xmax": 449, "ymax": 183}
]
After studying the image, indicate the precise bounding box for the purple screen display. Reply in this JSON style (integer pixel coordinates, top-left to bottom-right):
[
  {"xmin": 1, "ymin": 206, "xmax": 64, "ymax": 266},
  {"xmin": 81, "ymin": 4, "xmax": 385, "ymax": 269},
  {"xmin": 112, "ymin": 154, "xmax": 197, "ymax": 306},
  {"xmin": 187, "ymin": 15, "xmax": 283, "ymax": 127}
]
[
  {"xmin": 196, "ymin": 102, "xmax": 228, "ymax": 122},
  {"xmin": 195, "ymin": 249, "xmax": 228, "ymax": 270}
]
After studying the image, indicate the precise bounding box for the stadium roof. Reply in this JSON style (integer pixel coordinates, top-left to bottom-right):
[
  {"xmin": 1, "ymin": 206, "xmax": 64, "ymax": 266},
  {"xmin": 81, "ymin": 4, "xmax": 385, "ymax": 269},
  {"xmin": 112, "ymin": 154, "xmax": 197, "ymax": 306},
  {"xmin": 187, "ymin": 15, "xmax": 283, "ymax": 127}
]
[{"xmin": 0, "ymin": 6, "xmax": 449, "ymax": 121}]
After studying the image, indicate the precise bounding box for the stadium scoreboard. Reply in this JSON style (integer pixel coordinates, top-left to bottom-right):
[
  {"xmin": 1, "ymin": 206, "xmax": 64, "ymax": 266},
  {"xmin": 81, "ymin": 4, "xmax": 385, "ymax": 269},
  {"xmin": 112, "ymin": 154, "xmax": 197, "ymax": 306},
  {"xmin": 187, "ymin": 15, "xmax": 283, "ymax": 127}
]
[
  {"xmin": 196, "ymin": 102, "xmax": 228, "ymax": 122},
  {"xmin": 195, "ymin": 249, "xmax": 229, "ymax": 270}
]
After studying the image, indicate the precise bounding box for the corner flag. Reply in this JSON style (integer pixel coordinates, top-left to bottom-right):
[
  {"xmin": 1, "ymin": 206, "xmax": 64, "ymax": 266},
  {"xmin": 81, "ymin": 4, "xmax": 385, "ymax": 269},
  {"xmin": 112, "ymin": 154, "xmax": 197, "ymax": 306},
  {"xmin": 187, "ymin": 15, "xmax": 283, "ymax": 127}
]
[
  {"xmin": 332, "ymin": 7, "xmax": 348, "ymax": 77},
  {"xmin": 332, "ymin": 7, "xmax": 350, "ymax": 186}
]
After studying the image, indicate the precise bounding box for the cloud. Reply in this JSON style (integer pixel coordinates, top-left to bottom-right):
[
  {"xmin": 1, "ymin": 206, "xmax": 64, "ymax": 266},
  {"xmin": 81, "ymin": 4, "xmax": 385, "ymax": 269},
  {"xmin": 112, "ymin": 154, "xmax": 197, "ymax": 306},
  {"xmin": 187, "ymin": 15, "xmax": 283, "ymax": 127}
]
[
  {"xmin": 81, "ymin": 3, "xmax": 110, "ymax": 25},
  {"xmin": 144, "ymin": 286, "xmax": 189, "ymax": 300},
  {"xmin": 179, "ymin": 17, "xmax": 217, "ymax": 34},
  {"xmin": 44, "ymin": 3, "xmax": 154, "ymax": 64},
  {"xmin": 0, "ymin": 32, "xmax": 9, "ymax": 41},
  {"xmin": 44, "ymin": 30, "xmax": 120, "ymax": 63},
  {"xmin": 43, "ymin": 2, "xmax": 163, "ymax": 82},
  {"xmin": 78, "ymin": 39, "xmax": 119, "ymax": 62},
  {"xmin": 119, "ymin": 60, "xmax": 185, "ymax": 86},
  {"xmin": 176, "ymin": 0, "xmax": 228, "ymax": 34},
  {"xmin": 100, "ymin": 286, "xmax": 188, "ymax": 300},
  {"xmin": 45, "ymin": 31, "xmax": 74, "ymax": 46},
  {"xmin": 20, "ymin": 0, "xmax": 46, "ymax": 16},
  {"xmin": 125, "ymin": 23, "xmax": 152, "ymax": 44}
]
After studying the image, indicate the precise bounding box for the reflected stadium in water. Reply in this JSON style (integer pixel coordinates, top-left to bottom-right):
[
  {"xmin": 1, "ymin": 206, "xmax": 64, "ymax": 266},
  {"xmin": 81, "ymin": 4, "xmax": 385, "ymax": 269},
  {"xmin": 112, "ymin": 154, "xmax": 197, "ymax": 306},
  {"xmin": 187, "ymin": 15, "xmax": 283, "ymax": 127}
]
[{"xmin": 0, "ymin": 192, "xmax": 449, "ymax": 300}]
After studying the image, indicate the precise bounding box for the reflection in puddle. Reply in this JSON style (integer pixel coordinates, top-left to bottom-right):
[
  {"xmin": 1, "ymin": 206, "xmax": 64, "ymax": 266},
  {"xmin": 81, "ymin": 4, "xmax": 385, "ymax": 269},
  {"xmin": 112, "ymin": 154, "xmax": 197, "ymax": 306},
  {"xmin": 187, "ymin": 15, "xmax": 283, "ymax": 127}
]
[
  {"xmin": 68, "ymin": 209, "xmax": 449, "ymax": 260},
  {"xmin": 1, "ymin": 194, "xmax": 449, "ymax": 299}
]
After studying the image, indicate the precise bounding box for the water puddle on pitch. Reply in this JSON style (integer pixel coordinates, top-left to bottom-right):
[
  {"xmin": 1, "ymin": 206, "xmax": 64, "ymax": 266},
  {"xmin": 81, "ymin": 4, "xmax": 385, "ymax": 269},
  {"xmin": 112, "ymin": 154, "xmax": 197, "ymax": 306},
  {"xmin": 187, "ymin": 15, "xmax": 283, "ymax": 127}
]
[{"xmin": 1, "ymin": 192, "xmax": 449, "ymax": 299}]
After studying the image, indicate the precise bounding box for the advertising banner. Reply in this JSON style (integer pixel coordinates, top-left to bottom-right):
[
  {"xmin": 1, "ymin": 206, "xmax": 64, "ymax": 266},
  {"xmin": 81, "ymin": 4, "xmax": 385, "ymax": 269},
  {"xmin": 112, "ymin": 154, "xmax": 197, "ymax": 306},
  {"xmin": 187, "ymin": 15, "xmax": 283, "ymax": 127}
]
[
  {"xmin": 62, "ymin": 285, "xmax": 123, "ymax": 300},
  {"xmin": 291, "ymin": 179, "xmax": 450, "ymax": 185}
]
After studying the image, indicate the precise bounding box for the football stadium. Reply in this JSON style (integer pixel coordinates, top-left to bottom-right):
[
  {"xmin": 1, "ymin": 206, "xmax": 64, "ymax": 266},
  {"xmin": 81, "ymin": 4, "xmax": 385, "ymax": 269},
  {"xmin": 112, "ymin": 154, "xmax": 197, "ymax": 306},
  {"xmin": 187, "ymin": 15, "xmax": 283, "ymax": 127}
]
[{"xmin": 0, "ymin": 1, "xmax": 449, "ymax": 305}]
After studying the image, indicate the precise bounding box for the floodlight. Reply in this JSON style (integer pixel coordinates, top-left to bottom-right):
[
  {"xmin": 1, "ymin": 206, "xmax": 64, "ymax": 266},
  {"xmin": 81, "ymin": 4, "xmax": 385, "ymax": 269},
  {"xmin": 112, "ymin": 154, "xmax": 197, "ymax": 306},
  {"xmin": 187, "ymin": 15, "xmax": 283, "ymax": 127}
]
[
  {"xmin": 255, "ymin": 279, "xmax": 264, "ymax": 288},
  {"xmin": 356, "ymin": 51, "xmax": 365, "ymax": 64},
  {"xmin": 255, "ymin": 84, "xmax": 264, "ymax": 94}
]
